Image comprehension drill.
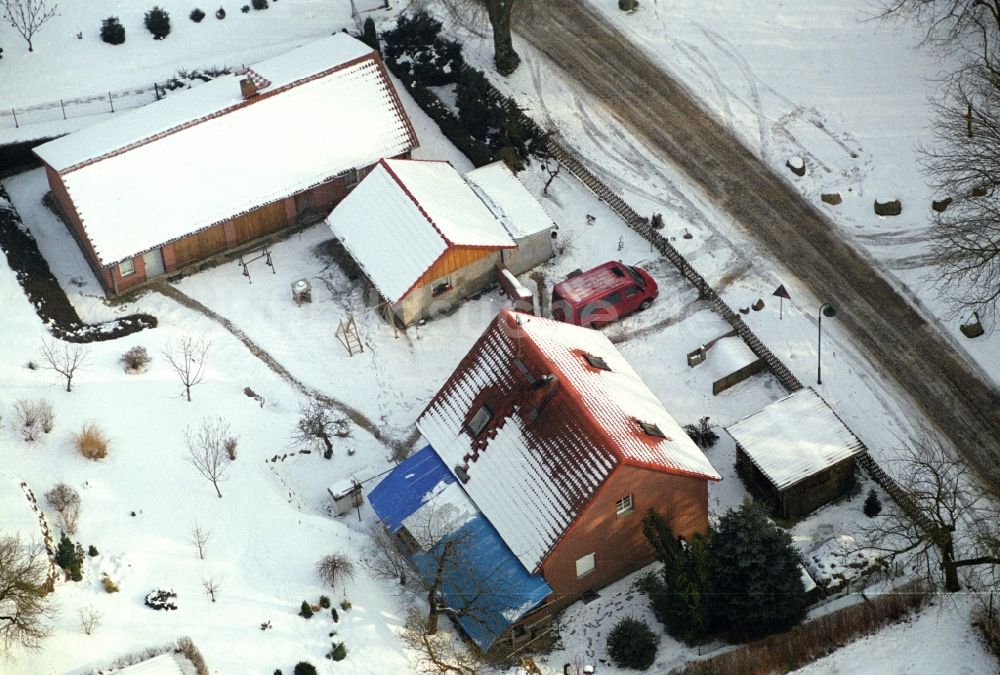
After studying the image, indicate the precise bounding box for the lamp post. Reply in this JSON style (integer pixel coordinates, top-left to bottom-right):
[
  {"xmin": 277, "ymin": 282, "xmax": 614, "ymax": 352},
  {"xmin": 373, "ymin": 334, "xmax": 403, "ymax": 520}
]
[{"xmin": 817, "ymin": 302, "xmax": 837, "ymax": 385}]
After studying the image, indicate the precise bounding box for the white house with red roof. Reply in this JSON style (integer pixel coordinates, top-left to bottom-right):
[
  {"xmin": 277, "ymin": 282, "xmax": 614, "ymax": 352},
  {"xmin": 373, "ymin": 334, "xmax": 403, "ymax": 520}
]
[
  {"xmin": 370, "ymin": 308, "xmax": 720, "ymax": 642},
  {"xmin": 34, "ymin": 34, "xmax": 417, "ymax": 296},
  {"xmin": 328, "ymin": 158, "xmax": 557, "ymax": 325}
]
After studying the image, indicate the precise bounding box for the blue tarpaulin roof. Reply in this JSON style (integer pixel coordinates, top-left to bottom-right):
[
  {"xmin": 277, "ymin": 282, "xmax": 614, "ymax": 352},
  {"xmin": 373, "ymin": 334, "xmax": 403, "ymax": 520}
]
[{"xmin": 369, "ymin": 446, "xmax": 552, "ymax": 650}]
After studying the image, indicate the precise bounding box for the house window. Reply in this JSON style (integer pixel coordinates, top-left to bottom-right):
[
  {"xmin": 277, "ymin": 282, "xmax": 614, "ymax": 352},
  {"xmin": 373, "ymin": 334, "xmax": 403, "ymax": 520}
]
[
  {"xmin": 466, "ymin": 405, "xmax": 492, "ymax": 437},
  {"xmin": 583, "ymin": 353, "xmax": 611, "ymax": 371},
  {"xmin": 344, "ymin": 168, "xmax": 360, "ymax": 190},
  {"xmin": 432, "ymin": 277, "xmax": 453, "ymax": 297},
  {"xmin": 637, "ymin": 420, "xmax": 666, "ymax": 438},
  {"xmin": 118, "ymin": 258, "xmax": 135, "ymax": 276},
  {"xmin": 616, "ymin": 494, "xmax": 634, "ymax": 516},
  {"xmin": 575, "ymin": 553, "xmax": 595, "ymax": 579}
]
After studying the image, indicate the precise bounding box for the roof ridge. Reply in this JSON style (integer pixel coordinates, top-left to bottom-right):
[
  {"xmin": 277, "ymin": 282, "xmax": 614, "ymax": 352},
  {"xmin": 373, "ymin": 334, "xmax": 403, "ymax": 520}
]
[
  {"xmin": 60, "ymin": 51, "xmax": 378, "ymax": 176},
  {"xmin": 380, "ymin": 159, "xmax": 454, "ymax": 247}
]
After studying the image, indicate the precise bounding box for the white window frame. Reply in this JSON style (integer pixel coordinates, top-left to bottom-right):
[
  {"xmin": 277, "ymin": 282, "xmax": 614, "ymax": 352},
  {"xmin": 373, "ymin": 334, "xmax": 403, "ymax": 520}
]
[
  {"xmin": 344, "ymin": 168, "xmax": 360, "ymax": 190},
  {"xmin": 466, "ymin": 405, "xmax": 492, "ymax": 437},
  {"xmin": 575, "ymin": 553, "xmax": 595, "ymax": 579},
  {"xmin": 118, "ymin": 258, "xmax": 135, "ymax": 276},
  {"xmin": 616, "ymin": 494, "xmax": 634, "ymax": 516}
]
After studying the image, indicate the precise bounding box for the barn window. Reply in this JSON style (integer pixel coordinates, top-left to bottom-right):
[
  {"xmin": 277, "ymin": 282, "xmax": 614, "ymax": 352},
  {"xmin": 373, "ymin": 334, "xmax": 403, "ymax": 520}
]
[
  {"xmin": 575, "ymin": 552, "xmax": 595, "ymax": 579},
  {"xmin": 583, "ymin": 353, "xmax": 611, "ymax": 371},
  {"xmin": 118, "ymin": 258, "xmax": 135, "ymax": 276},
  {"xmin": 466, "ymin": 405, "xmax": 492, "ymax": 437},
  {"xmin": 432, "ymin": 277, "xmax": 453, "ymax": 297},
  {"xmin": 615, "ymin": 494, "xmax": 634, "ymax": 516},
  {"xmin": 344, "ymin": 168, "xmax": 360, "ymax": 190},
  {"xmin": 637, "ymin": 420, "xmax": 666, "ymax": 438}
]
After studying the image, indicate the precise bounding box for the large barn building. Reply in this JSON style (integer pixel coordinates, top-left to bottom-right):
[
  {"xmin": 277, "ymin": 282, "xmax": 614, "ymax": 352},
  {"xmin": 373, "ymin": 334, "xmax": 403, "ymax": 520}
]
[{"xmin": 33, "ymin": 34, "xmax": 417, "ymax": 296}]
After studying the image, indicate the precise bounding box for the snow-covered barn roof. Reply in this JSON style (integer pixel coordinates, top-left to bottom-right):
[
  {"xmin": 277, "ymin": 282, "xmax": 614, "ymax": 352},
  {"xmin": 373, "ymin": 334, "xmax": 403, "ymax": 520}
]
[
  {"xmin": 465, "ymin": 161, "xmax": 556, "ymax": 239},
  {"xmin": 725, "ymin": 387, "xmax": 866, "ymax": 490},
  {"xmin": 417, "ymin": 309, "xmax": 720, "ymax": 572},
  {"xmin": 326, "ymin": 159, "xmax": 515, "ymax": 304},
  {"xmin": 33, "ymin": 34, "xmax": 417, "ymax": 266}
]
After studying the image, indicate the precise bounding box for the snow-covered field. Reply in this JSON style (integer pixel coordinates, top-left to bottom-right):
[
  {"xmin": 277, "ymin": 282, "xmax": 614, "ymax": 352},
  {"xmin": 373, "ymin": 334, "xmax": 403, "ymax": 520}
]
[{"xmin": 1, "ymin": 0, "xmax": 998, "ymax": 672}]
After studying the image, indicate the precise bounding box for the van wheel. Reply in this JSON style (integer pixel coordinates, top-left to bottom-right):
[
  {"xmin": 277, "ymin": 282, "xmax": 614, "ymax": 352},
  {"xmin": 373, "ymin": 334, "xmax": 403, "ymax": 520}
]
[{"xmin": 640, "ymin": 300, "xmax": 652, "ymax": 311}]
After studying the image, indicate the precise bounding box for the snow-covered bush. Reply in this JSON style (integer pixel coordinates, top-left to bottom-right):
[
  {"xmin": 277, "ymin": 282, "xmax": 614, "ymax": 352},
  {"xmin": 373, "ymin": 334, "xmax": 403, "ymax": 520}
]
[
  {"xmin": 144, "ymin": 7, "xmax": 171, "ymax": 39},
  {"xmin": 299, "ymin": 600, "xmax": 313, "ymax": 618},
  {"xmin": 45, "ymin": 482, "xmax": 81, "ymax": 534},
  {"xmin": 101, "ymin": 575, "xmax": 119, "ymax": 593},
  {"xmin": 55, "ymin": 532, "xmax": 84, "ymax": 581},
  {"xmin": 190, "ymin": 8, "xmax": 206, "ymax": 22},
  {"xmin": 619, "ymin": 0, "xmax": 638, "ymax": 11},
  {"xmin": 120, "ymin": 345, "xmax": 151, "ymax": 372},
  {"xmin": 318, "ymin": 595, "xmax": 331, "ymax": 609},
  {"xmin": 316, "ymin": 553, "xmax": 355, "ymax": 590},
  {"xmin": 328, "ymin": 642, "xmax": 347, "ymax": 661},
  {"xmin": 684, "ymin": 416, "xmax": 719, "ymax": 449},
  {"xmin": 145, "ymin": 589, "xmax": 178, "ymax": 610},
  {"xmin": 14, "ymin": 398, "xmax": 54, "ymax": 441},
  {"xmin": 251, "ymin": 0, "xmax": 268, "ymax": 9},
  {"xmin": 241, "ymin": 5, "xmax": 250, "ymax": 12},
  {"xmin": 74, "ymin": 423, "xmax": 109, "ymax": 460},
  {"xmin": 293, "ymin": 663, "xmax": 316, "ymax": 675},
  {"xmin": 864, "ymin": 488, "xmax": 882, "ymax": 517},
  {"xmin": 606, "ymin": 617, "xmax": 658, "ymax": 670},
  {"xmin": 215, "ymin": 7, "xmax": 225, "ymax": 19},
  {"xmin": 100, "ymin": 17, "xmax": 126, "ymax": 45}
]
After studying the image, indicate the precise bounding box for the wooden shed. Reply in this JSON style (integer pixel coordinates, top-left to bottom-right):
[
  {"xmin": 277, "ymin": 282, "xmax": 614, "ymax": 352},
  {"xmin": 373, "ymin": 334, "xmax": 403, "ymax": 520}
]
[
  {"xmin": 33, "ymin": 34, "xmax": 417, "ymax": 297},
  {"xmin": 726, "ymin": 387, "xmax": 866, "ymax": 518}
]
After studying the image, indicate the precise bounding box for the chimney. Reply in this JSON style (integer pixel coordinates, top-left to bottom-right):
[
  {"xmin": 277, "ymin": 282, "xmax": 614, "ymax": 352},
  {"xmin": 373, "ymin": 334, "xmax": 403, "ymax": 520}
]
[{"xmin": 239, "ymin": 77, "xmax": 258, "ymax": 100}]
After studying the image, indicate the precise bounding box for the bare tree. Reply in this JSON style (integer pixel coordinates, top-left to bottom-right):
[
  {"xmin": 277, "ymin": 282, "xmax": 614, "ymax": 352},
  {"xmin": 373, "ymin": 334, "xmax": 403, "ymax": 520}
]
[
  {"xmin": 202, "ymin": 574, "xmax": 223, "ymax": 602},
  {"xmin": 316, "ymin": 553, "xmax": 356, "ymax": 592},
  {"xmin": 190, "ymin": 523, "xmax": 211, "ymax": 559},
  {"xmin": 163, "ymin": 336, "xmax": 211, "ymax": 402},
  {"xmin": 1, "ymin": 0, "xmax": 57, "ymax": 52},
  {"xmin": 400, "ymin": 607, "xmax": 482, "ymax": 674},
  {"xmin": 440, "ymin": 0, "xmax": 523, "ymax": 75},
  {"xmin": 363, "ymin": 521, "xmax": 412, "ymax": 586},
  {"xmin": 364, "ymin": 500, "xmax": 515, "ymax": 635},
  {"xmin": 77, "ymin": 604, "xmax": 101, "ymax": 635},
  {"xmin": 185, "ymin": 417, "xmax": 235, "ymax": 498},
  {"xmin": 39, "ymin": 338, "xmax": 89, "ymax": 393},
  {"xmin": 922, "ymin": 63, "xmax": 1000, "ymax": 321},
  {"xmin": 853, "ymin": 437, "xmax": 1000, "ymax": 592},
  {"xmin": 875, "ymin": 0, "xmax": 1000, "ymax": 68},
  {"xmin": 292, "ymin": 400, "xmax": 350, "ymax": 459},
  {"xmin": 0, "ymin": 535, "xmax": 54, "ymax": 654},
  {"xmin": 44, "ymin": 483, "xmax": 81, "ymax": 535},
  {"xmin": 13, "ymin": 398, "xmax": 54, "ymax": 442}
]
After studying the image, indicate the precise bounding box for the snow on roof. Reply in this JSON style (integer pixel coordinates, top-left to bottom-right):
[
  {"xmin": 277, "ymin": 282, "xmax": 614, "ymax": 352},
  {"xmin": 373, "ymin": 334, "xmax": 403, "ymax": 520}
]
[
  {"xmin": 725, "ymin": 387, "xmax": 866, "ymax": 490},
  {"xmin": 34, "ymin": 34, "xmax": 376, "ymax": 172},
  {"xmin": 111, "ymin": 652, "xmax": 197, "ymax": 675},
  {"xmin": 327, "ymin": 159, "xmax": 514, "ymax": 304},
  {"xmin": 417, "ymin": 309, "xmax": 720, "ymax": 572},
  {"xmin": 36, "ymin": 35, "xmax": 416, "ymax": 266},
  {"xmin": 701, "ymin": 336, "xmax": 761, "ymax": 383},
  {"xmin": 465, "ymin": 161, "xmax": 556, "ymax": 239}
]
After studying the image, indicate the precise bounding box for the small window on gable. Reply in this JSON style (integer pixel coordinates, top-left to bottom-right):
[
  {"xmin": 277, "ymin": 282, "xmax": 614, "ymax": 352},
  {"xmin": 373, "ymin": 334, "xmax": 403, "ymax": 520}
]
[
  {"xmin": 118, "ymin": 258, "xmax": 135, "ymax": 277},
  {"xmin": 345, "ymin": 168, "xmax": 360, "ymax": 189},
  {"xmin": 432, "ymin": 277, "xmax": 453, "ymax": 297},
  {"xmin": 583, "ymin": 353, "xmax": 611, "ymax": 371},
  {"xmin": 637, "ymin": 420, "xmax": 666, "ymax": 438},
  {"xmin": 616, "ymin": 494, "xmax": 634, "ymax": 516},
  {"xmin": 466, "ymin": 405, "xmax": 492, "ymax": 437}
]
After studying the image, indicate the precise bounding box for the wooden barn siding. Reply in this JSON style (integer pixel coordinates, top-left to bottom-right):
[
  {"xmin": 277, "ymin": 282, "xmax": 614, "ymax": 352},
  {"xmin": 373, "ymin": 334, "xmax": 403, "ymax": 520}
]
[
  {"xmin": 231, "ymin": 199, "xmax": 290, "ymax": 243},
  {"xmin": 539, "ymin": 465, "xmax": 709, "ymax": 611},
  {"xmin": 395, "ymin": 249, "xmax": 502, "ymax": 325},
  {"xmin": 414, "ymin": 246, "xmax": 497, "ymax": 289},
  {"xmin": 170, "ymin": 224, "xmax": 229, "ymax": 267}
]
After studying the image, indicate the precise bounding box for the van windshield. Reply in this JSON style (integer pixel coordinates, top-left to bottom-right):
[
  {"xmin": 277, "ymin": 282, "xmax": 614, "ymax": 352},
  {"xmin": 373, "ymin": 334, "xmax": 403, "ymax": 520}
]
[{"xmin": 628, "ymin": 266, "xmax": 647, "ymax": 287}]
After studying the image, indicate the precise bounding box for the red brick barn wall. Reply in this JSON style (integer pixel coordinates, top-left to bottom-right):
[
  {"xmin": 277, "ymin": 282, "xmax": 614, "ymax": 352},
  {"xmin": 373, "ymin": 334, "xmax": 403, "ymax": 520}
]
[{"xmin": 539, "ymin": 464, "xmax": 709, "ymax": 608}]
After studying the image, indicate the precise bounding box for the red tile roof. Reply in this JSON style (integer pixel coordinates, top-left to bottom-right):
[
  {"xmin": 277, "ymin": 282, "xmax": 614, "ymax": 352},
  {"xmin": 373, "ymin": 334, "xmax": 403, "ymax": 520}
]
[{"xmin": 417, "ymin": 309, "xmax": 719, "ymax": 572}]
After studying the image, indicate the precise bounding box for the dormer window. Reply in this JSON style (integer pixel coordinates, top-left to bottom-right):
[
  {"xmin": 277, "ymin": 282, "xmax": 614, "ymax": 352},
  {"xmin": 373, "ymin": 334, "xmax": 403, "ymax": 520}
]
[
  {"xmin": 583, "ymin": 353, "xmax": 611, "ymax": 371},
  {"xmin": 637, "ymin": 420, "xmax": 666, "ymax": 438},
  {"xmin": 466, "ymin": 405, "xmax": 492, "ymax": 437}
]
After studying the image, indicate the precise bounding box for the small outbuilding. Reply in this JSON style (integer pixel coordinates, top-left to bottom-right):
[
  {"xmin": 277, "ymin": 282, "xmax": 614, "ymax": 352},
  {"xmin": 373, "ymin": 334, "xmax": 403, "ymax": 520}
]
[
  {"xmin": 465, "ymin": 161, "xmax": 558, "ymax": 275},
  {"xmin": 726, "ymin": 387, "xmax": 866, "ymax": 518}
]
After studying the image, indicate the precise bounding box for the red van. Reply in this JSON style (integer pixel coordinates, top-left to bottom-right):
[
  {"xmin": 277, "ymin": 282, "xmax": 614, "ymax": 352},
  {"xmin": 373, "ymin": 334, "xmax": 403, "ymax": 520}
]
[{"xmin": 551, "ymin": 261, "xmax": 658, "ymax": 328}]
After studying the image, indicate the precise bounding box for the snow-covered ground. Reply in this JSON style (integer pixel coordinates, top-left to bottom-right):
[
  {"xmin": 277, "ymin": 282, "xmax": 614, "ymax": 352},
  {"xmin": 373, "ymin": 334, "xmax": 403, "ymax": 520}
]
[{"xmin": 1, "ymin": 0, "xmax": 998, "ymax": 672}]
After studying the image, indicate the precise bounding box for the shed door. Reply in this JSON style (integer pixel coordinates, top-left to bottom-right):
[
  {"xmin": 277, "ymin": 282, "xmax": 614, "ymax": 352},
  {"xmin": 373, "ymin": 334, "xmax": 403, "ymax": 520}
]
[{"xmin": 142, "ymin": 248, "xmax": 165, "ymax": 278}]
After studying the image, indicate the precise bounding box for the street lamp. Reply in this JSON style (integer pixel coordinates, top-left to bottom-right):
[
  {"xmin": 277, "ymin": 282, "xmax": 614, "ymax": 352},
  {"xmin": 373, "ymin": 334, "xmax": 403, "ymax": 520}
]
[{"xmin": 817, "ymin": 302, "xmax": 837, "ymax": 385}]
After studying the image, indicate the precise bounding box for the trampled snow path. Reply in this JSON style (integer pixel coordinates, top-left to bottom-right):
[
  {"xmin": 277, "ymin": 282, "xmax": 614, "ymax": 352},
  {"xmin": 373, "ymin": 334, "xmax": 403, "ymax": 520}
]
[{"xmin": 153, "ymin": 282, "xmax": 417, "ymax": 455}]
